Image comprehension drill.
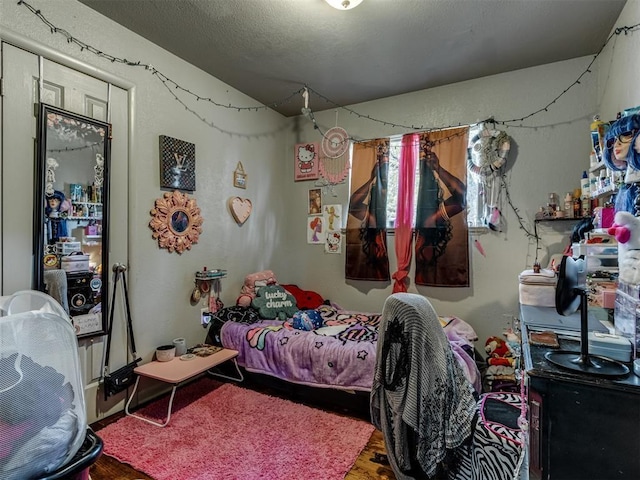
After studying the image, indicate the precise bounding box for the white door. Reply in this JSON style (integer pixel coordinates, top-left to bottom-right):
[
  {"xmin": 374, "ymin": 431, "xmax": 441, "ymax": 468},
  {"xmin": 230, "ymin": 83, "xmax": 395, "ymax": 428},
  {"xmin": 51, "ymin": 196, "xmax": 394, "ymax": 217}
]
[{"xmin": 1, "ymin": 42, "xmax": 129, "ymax": 417}]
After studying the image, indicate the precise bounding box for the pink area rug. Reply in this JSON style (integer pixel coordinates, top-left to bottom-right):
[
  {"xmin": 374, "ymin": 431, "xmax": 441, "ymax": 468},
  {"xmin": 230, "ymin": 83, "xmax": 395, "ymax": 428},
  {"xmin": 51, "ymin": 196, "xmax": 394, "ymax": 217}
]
[{"xmin": 97, "ymin": 378, "xmax": 375, "ymax": 480}]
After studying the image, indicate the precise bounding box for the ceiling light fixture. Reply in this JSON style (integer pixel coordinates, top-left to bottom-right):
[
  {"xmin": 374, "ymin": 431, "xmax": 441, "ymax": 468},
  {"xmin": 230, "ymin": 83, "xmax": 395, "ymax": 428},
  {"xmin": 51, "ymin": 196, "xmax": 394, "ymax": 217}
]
[{"xmin": 325, "ymin": 0, "xmax": 363, "ymax": 10}]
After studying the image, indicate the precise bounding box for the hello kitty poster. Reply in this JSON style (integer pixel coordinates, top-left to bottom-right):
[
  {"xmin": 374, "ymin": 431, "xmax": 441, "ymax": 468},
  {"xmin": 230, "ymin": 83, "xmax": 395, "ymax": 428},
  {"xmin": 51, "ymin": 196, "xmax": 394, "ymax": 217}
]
[{"xmin": 294, "ymin": 142, "xmax": 320, "ymax": 181}]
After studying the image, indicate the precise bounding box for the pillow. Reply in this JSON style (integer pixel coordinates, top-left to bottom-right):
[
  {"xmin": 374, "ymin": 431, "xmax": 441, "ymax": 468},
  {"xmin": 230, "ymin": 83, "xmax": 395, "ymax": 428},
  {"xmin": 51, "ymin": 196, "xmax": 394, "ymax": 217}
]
[
  {"xmin": 251, "ymin": 285, "xmax": 298, "ymax": 320},
  {"xmin": 291, "ymin": 309, "xmax": 323, "ymax": 331},
  {"xmin": 237, "ymin": 270, "xmax": 278, "ymax": 306},
  {"xmin": 280, "ymin": 284, "xmax": 324, "ymax": 310},
  {"xmin": 211, "ymin": 306, "xmax": 261, "ymax": 325}
]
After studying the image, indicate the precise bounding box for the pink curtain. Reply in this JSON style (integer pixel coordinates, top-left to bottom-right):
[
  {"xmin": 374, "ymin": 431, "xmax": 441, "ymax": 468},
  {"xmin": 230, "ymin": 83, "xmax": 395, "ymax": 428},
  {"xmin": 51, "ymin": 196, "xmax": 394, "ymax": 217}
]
[{"xmin": 392, "ymin": 133, "xmax": 418, "ymax": 292}]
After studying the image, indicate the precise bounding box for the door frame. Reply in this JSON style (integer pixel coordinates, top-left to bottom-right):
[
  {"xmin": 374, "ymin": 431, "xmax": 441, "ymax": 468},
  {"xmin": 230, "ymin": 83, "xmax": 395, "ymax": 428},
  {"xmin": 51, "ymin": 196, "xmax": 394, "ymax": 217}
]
[
  {"xmin": 0, "ymin": 27, "xmax": 135, "ymax": 292},
  {"xmin": 1, "ymin": 28, "xmax": 136, "ymax": 421}
]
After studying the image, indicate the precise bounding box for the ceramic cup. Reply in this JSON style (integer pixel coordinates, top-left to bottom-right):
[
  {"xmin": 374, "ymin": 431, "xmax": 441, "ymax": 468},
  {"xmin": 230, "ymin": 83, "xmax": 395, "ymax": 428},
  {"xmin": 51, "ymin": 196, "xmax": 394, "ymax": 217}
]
[
  {"xmin": 173, "ymin": 337, "xmax": 187, "ymax": 356},
  {"xmin": 156, "ymin": 344, "xmax": 176, "ymax": 362}
]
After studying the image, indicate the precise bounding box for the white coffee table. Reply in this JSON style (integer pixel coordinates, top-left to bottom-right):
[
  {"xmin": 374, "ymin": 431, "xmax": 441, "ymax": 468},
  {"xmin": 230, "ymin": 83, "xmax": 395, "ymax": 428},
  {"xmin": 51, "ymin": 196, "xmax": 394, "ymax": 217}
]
[{"xmin": 125, "ymin": 348, "xmax": 243, "ymax": 427}]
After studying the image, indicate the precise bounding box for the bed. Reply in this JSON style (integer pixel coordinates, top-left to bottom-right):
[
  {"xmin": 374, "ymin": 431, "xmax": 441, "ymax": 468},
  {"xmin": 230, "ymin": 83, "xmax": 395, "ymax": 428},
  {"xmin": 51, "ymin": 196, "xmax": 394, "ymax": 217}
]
[{"xmin": 206, "ymin": 282, "xmax": 481, "ymax": 393}]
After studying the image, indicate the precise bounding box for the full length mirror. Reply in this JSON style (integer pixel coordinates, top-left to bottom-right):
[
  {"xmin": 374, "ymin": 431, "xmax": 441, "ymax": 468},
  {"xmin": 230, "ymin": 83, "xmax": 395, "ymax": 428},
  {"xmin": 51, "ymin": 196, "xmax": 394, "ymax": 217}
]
[{"xmin": 34, "ymin": 104, "xmax": 111, "ymax": 338}]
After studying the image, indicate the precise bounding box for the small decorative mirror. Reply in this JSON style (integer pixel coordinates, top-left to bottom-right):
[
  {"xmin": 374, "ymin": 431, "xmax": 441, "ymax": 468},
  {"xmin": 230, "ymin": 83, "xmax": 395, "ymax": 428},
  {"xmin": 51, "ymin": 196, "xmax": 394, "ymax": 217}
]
[
  {"xmin": 34, "ymin": 104, "xmax": 111, "ymax": 338},
  {"xmin": 149, "ymin": 190, "xmax": 203, "ymax": 254}
]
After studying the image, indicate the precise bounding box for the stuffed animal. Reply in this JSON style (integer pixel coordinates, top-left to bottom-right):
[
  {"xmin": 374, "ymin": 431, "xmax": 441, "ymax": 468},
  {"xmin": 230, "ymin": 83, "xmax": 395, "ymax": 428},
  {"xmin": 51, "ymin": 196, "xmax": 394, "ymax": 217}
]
[
  {"xmin": 485, "ymin": 336, "xmax": 515, "ymax": 367},
  {"xmin": 281, "ymin": 284, "xmax": 324, "ymax": 310},
  {"xmin": 608, "ymin": 211, "xmax": 640, "ymax": 285},
  {"xmin": 236, "ymin": 270, "xmax": 278, "ymax": 307},
  {"xmin": 291, "ymin": 309, "xmax": 323, "ymax": 331}
]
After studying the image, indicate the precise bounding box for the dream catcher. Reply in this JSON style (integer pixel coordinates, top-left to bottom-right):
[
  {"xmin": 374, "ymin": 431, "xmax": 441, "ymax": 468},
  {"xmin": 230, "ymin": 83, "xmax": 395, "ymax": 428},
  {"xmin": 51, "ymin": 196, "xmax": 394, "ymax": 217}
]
[
  {"xmin": 317, "ymin": 113, "xmax": 351, "ymax": 196},
  {"xmin": 468, "ymin": 126, "xmax": 511, "ymax": 231}
]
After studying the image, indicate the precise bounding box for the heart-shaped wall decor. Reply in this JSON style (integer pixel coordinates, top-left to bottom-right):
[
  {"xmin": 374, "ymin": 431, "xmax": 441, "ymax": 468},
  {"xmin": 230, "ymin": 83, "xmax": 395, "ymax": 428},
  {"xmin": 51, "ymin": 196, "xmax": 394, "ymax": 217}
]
[{"xmin": 229, "ymin": 197, "xmax": 252, "ymax": 225}]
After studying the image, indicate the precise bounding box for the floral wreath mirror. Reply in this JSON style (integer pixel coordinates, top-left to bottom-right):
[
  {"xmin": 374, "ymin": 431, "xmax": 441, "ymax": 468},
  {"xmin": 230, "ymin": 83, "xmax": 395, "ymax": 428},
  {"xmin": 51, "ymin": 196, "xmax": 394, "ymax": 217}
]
[{"xmin": 149, "ymin": 190, "xmax": 203, "ymax": 254}]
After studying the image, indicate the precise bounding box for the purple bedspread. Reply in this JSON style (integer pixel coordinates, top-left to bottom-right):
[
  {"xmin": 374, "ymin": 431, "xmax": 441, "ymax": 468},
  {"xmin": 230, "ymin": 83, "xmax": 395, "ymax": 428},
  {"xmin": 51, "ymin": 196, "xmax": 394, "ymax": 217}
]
[{"xmin": 221, "ymin": 305, "xmax": 480, "ymax": 392}]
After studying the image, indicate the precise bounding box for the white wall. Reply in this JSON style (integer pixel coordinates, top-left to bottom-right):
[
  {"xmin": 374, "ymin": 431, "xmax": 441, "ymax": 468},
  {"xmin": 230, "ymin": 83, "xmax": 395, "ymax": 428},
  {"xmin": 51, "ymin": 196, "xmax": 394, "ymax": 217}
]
[
  {"xmin": 2, "ymin": 0, "xmax": 637, "ymax": 418},
  {"xmin": 287, "ymin": 57, "xmax": 598, "ymax": 347},
  {"xmin": 597, "ymin": 0, "xmax": 640, "ymax": 120},
  {"xmin": 288, "ymin": 0, "xmax": 640, "ymax": 352},
  {"xmin": 0, "ymin": 0, "xmax": 291, "ymax": 419}
]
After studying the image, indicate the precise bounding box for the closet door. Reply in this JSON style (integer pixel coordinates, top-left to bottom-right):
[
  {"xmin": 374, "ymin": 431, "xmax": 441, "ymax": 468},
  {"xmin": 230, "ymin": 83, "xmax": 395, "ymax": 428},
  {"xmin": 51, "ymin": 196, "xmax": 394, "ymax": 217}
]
[
  {"xmin": 2, "ymin": 44, "xmax": 109, "ymax": 293},
  {"xmin": 1, "ymin": 42, "xmax": 129, "ymax": 394}
]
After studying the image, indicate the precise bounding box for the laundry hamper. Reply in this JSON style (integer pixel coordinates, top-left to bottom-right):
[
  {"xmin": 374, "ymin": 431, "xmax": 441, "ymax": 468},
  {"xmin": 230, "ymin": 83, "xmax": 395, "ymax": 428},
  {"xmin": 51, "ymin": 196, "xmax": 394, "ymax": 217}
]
[{"xmin": 0, "ymin": 302, "xmax": 103, "ymax": 479}]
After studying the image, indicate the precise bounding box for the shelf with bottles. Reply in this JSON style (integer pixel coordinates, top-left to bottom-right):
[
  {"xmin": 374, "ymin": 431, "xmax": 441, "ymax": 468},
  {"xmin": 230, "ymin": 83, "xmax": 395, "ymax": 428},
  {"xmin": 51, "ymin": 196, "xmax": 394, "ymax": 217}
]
[
  {"xmin": 69, "ymin": 201, "xmax": 102, "ymax": 220},
  {"xmin": 67, "ymin": 215, "xmax": 103, "ymax": 221},
  {"xmin": 71, "ymin": 222, "xmax": 102, "ymax": 246},
  {"xmin": 534, "ymin": 216, "xmax": 590, "ymax": 223},
  {"xmin": 585, "ymin": 164, "xmax": 622, "ymax": 201}
]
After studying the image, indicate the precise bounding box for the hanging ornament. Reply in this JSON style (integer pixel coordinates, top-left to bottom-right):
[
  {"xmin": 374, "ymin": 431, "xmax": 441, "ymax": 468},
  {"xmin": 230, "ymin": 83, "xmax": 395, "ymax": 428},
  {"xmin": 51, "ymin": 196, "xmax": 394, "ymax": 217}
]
[
  {"xmin": 322, "ymin": 126, "xmax": 350, "ymax": 158},
  {"xmin": 468, "ymin": 129, "xmax": 511, "ymax": 177},
  {"xmin": 319, "ymin": 154, "xmax": 350, "ymax": 185},
  {"xmin": 300, "ymin": 87, "xmax": 311, "ymax": 118}
]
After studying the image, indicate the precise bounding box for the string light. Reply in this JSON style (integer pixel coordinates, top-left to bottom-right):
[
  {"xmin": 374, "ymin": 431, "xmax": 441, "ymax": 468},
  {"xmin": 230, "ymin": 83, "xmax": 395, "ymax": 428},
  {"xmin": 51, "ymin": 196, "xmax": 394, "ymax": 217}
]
[
  {"xmin": 19, "ymin": 0, "xmax": 640, "ymax": 135},
  {"xmin": 18, "ymin": 0, "xmax": 303, "ymax": 115}
]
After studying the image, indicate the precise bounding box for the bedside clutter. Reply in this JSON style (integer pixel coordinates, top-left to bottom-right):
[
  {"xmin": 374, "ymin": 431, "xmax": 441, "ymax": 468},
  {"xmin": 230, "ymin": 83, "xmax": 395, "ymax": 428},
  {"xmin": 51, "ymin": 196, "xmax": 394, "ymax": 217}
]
[{"xmin": 155, "ymin": 344, "xmax": 176, "ymax": 362}]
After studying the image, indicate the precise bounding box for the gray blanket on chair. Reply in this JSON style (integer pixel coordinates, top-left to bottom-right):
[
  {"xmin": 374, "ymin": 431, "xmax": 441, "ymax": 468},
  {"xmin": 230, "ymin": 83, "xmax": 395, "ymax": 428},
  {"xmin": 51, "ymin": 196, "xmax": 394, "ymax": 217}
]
[{"xmin": 370, "ymin": 293, "xmax": 477, "ymax": 479}]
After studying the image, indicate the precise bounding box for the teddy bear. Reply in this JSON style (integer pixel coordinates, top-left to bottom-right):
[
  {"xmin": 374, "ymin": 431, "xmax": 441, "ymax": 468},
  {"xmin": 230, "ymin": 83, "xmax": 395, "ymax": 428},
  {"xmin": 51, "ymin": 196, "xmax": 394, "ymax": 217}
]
[{"xmin": 485, "ymin": 335, "xmax": 515, "ymax": 367}]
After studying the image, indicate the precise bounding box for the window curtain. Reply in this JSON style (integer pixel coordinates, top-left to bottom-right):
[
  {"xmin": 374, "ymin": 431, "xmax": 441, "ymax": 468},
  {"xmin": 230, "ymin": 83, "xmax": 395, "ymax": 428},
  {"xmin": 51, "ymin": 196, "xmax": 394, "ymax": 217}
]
[
  {"xmin": 345, "ymin": 139, "xmax": 390, "ymax": 281},
  {"xmin": 415, "ymin": 128, "xmax": 469, "ymax": 286},
  {"xmin": 391, "ymin": 133, "xmax": 419, "ymax": 292}
]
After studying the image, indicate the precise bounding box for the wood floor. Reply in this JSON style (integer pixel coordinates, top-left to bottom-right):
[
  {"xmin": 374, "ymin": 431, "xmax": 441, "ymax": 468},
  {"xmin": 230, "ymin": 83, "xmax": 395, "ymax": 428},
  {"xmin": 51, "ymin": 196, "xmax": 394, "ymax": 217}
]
[{"xmin": 89, "ymin": 376, "xmax": 396, "ymax": 480}]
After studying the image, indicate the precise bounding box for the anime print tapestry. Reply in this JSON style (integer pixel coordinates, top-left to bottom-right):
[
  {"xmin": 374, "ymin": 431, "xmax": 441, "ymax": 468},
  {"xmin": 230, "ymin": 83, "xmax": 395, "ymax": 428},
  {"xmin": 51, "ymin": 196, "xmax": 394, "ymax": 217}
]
[
  {"xmin": 345, "ymin": 139, "xmax": 390, "ymax": 281},
  {"xmin": 415, "ymin": 128, "xmax": 469, "ymax": 286}
]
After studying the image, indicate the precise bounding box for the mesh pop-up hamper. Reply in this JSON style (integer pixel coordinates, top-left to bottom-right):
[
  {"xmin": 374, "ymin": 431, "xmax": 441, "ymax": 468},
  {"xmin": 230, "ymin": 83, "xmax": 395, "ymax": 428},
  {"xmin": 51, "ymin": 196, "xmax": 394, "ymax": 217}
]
[{"xmin": 0, "ymin": 308, "xmax": 89, "ymax": 479}]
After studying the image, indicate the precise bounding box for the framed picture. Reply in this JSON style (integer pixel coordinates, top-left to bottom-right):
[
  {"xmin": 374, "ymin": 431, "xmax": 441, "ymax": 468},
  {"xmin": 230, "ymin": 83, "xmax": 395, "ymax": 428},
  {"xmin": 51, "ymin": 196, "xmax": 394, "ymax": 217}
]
[
  {"xmin": 308, "ymin": 188, "xmax": 322, "ymax": 215},
  {"xmin": 294, "ymin": 142, "xmax": 320, "ymax": 181},
  {"xmin": 233, "ymin": 162, "xmax": 247, "ymax": 189},
  {"xmin": 159, "ymin": 135, "xmax": 196, "ymax": 191}
]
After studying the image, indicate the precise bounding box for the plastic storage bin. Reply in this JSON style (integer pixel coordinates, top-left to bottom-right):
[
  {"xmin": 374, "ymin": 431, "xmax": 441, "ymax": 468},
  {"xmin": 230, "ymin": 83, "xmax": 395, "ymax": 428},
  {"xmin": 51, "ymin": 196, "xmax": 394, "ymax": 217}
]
[
  {"xmin": 587, "ymin": 332, "xmax": 632, "ymax": 363},
  {"xmin": 61, "ymin": 252, "xmax": 90, "ymax": 272},
  {"xmin": 55, "ymin": 241, "xmax": 82, "ymax": 255},
  {"xmin": 614, "ymin": 282, "xmax": 640, "ymax": 358},
  {"xmin": 0, "ymin": 292, "xmax": 102, "ymax": 479}
]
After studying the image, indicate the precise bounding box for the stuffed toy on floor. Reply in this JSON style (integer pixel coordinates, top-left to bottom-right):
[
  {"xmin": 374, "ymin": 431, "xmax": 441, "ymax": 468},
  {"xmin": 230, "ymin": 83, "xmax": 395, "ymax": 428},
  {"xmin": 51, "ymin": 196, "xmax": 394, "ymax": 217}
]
[{"xmin": 485, "ymin": 336, "xmax": 515, "ymax": 367}]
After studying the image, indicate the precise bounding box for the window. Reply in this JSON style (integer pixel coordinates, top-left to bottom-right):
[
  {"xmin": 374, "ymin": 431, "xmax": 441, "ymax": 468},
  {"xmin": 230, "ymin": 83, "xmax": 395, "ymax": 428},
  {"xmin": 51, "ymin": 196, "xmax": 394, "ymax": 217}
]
[{"xmin": 381, "ymin": 126, "xmax": 483, "ymax": 230}]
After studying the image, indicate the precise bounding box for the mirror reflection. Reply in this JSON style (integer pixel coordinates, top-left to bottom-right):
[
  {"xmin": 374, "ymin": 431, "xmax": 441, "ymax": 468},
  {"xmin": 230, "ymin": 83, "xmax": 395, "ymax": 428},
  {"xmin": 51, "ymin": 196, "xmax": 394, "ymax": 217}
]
[
  {"xmin": 35, "ymin": 104, "xmax": 111, "ymax": 338},
  {"xmin": 171, "ymin": 210, "xmax": 189, "ymax": 234}
]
